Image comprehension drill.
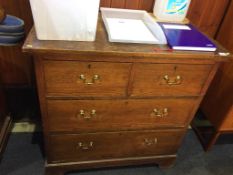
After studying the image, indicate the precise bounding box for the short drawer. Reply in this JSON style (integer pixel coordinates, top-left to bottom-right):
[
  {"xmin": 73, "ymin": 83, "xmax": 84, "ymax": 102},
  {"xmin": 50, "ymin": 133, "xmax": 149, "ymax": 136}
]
[
  {"xmin": 131, "ymin": 63, "xmax": 212, "ymax": 97},
  {"xmin": 47, "ymin": 98, "xmax": 197, "ymax": 132},
  {"xmin": 43, "ymin": 61, "xmax": 131, "ymax": 97},
  {"xmin": 47, "ymin": 129, "xmax": 184, "ymax": 163}
]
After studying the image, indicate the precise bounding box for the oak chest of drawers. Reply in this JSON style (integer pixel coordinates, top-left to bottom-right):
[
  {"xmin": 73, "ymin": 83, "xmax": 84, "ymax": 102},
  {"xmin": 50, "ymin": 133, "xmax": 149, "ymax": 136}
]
[{"xmin": 23, "ymin": 18, "xmax": 229, "ymax": 175}]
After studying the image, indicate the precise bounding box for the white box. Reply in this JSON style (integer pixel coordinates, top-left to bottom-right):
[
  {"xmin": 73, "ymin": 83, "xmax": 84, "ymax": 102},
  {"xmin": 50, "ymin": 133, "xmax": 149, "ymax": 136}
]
[
  {"xmin": 101, "ymin": 8, "xmax": 167, "ymax": 45},
  {"xmin": 29, "ymin": 0, "xmax": 100, "ymax": 41}
]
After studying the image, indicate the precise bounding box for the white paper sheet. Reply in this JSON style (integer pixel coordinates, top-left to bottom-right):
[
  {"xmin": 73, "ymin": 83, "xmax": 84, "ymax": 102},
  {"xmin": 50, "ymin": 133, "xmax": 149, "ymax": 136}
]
[
  {"xmin": 162, "ymin": 24, "xmax": 191, "ymax": 30},
  {"xmin": 106, "ymin": 18, "xmax": 159, "ymax": 42}
]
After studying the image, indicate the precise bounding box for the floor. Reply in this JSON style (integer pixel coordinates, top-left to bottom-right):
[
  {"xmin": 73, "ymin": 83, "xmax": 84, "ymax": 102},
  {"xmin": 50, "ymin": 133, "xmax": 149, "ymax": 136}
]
[{"xmin": 0, "ymin": 130, "xmax": 233, "ymax": 175}]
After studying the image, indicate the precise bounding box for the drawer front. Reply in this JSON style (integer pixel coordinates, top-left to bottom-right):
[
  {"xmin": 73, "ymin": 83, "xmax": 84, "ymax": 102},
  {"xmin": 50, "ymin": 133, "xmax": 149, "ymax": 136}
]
[
  {"xmin": 47, "ymin": 98, "xmax": 196, "ymax": 132},
  {"xmin": 43, "ymin": 61, "xmax": 131, "ymax": 97},
  {"xmin": 131, "ymin": 64, "xmax": 212, "ymax": 97},
  {"xmin": 47, "ymin": 130, "xmax": 184, "ymax": 163}
]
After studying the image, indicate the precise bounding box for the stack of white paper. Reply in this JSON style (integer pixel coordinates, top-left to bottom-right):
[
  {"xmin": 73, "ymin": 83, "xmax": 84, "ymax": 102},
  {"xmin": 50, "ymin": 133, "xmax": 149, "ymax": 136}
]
[{"xmin": 106, "ymin": 18, "xmax": 159, "ymax": 43}]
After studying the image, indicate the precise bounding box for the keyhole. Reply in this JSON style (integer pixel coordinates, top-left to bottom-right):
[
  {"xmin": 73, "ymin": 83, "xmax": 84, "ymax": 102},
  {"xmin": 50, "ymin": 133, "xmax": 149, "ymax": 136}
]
[
  {"xmin": 173, "ymin": 65, "xmax": 178, "ymax": 73},
  {"xmin": 88, "ymin": 64, "xmax": 91, "ymax": 69}
]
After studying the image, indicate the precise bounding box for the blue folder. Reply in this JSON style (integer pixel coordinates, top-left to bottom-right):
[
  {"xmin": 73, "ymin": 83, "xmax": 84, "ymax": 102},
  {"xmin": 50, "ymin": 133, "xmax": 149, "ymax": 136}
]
[{"xmin": 159, "ymin": 23, "xmax": 217, "ymax": 52}]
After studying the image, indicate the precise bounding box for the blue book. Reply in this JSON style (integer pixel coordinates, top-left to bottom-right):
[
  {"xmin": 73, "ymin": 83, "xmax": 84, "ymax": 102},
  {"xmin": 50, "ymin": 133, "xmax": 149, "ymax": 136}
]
[{"xmin": 159, "ymin": 23, "xmax": 217, "ymax": 52}]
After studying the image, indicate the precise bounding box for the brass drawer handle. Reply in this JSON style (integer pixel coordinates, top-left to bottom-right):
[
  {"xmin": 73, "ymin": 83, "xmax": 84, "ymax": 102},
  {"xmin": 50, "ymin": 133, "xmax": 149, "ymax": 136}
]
[
  {"xmin": 152, "ymin": 108, "xmax": 168, "ymax": 118},
  {"xmin": 79, "ymin": 110, "xmax": 96, "ymax": 120},
  {"xmin": 77, "ymin": 142, "xmax": 94, "ymax": 150},
  {"xmin": 144, "ymin": 138, "xmax": 158, "ymax": 146},
  {"xmin": 80, "ymin": 74, "xmax": 100, "ymax": 85},
  {"xmin": 164, "ymin": 75, "xmax": 182, "ymax": 85}
]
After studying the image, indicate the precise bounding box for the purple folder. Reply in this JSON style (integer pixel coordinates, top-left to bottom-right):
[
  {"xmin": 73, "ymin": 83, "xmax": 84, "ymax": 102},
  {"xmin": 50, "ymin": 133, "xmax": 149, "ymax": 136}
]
[{"xmin": 159, "ymin": 23, "xmax": 217, "ymax": 52}]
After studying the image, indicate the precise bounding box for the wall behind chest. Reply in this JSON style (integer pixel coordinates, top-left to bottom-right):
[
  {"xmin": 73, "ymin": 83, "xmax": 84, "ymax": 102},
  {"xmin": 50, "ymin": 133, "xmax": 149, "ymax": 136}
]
[
  {"xmin": 0, "ymin": 0, "xmax": 33, "ymax": 86},
  {"xmin": 0, "ymin": 0, "xmax": 34, "ymax": 121},
  {"xmin": 216, "ymin": 0, "xmax": 233, "ymax": 51},
  {"xmin": 187, "ymin": 0, "xmax": 230, "ymax": 37},
  {"xmin": 100, "ymin": 0, "xmax": 154, "ymax": 11}
]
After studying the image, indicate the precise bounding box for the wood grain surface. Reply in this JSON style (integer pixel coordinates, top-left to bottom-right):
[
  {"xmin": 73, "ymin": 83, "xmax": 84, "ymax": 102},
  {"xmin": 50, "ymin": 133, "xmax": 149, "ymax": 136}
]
[
  {"xmin": 201, "ymin": 0, "xmax": 233, "ymax": 132},
  {"xmin": 43, "ymin": 61, "xmax": 131, "ymax": 97},
  {"xmin": 100, "ymin": 0, "xmax": 154, "ymax": 11},
  {"xmin": 47, "ymin": 129, "xmax": 184, "ymax": 163},
  {"xmin": 47, "ymin": 98, "xmax": 197, "ymax": 132},
  {"xmin": 217, "ymin": 0, "xmax": 233, "ymax": 52},
  {"xmin": 0, "ymin": 0, "xmax": 33, "ymax": 86},
  {"xmin": 130, "ymin": 63, "xmax": 213, "ymax": 97},
  {"xmin": 187, "ymin": 0, "xmax": 230, "ymax": 37},
  {"xmin": 23, "ymin": 19, "xmax": 228, "ymax": 62}
]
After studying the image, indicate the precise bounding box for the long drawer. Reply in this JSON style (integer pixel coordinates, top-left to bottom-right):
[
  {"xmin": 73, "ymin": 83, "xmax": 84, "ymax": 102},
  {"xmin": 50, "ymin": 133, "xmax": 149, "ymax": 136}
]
[
  {"xmin": 47, "ymin": 98, "xmax": 196, "ymax": 132},
  {"xmin": 131, "ymin": 63, "xmax": 212, "ymax": 97},
  {"xmin": 47, "ymin": 129, "xmax": 184, "ymax": 163},
  {"xmin": 43, "ymin": 60, "xmax": 131, "ymax": 97}
]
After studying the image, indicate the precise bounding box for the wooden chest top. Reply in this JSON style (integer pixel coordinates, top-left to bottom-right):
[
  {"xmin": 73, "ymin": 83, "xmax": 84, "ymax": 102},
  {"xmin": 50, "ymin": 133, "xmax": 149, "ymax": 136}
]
[{"xmin": 23, "ymin": 17, "xmax": 229, "ymax": 62}]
